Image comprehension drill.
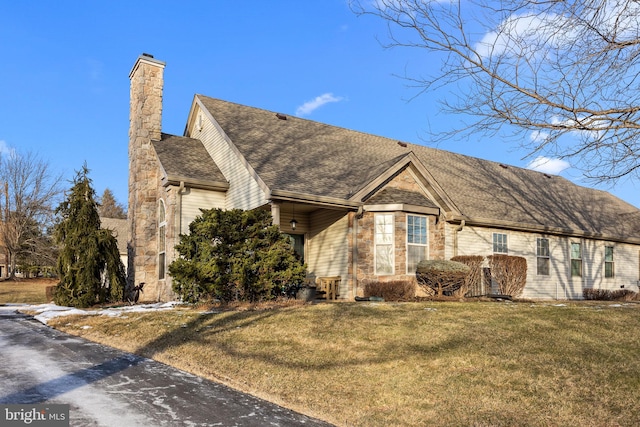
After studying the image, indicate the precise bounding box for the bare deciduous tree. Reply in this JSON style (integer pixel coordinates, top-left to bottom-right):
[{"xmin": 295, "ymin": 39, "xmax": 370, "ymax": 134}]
[
  {"xmin": 0, "ymin": 150, "xmax": 62, "ymax": 279},
  {"xmin": 351, "ymin": 0, "xmax": 640, "ymax": 183}
]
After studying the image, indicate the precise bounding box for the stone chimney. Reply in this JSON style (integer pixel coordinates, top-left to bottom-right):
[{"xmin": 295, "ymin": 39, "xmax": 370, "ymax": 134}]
[{"xmin": 127, "ymin": 54, "xmax": 166, "ymax": 300}]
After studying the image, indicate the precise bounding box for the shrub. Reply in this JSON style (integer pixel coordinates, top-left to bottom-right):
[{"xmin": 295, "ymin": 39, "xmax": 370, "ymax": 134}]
[
  {"xmin": 364, "ymin": 280, "xmax": 416, "ymax": 301},
  {"xmin": 583, "ymin": 288, "xmax": 637, "ymax": 301},
  {"xmin": 450, "ymin": 256, "xmax": 484, "ymax": 297},
  {"xmin": 416, "ymin": 260, "xmax": 470, "ymax": 297},
  {"xmin": 487, "ymin": 255, "xmax": 527, "ymax": 298},
  {"xmin": 169, "ymin": 208, "xmax": 306, "ymax": 303}
]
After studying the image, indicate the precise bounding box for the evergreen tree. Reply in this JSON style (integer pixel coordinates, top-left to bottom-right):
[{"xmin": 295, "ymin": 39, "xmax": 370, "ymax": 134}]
[
  {"xmin": 98, "ymin": 188, "xmax": 127, "ymax": 219},
  {"xmin": 54, "ymin": 165, "xmax": 126, "ymax": 307},
  {"xmin": 169, "ymin": 208, "xmax": 306, "ymax": 303}
]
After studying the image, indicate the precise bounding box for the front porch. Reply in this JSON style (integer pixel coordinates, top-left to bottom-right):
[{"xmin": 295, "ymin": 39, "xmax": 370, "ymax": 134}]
[{"xmin": 269, "ymin": 200, "xmax": 355, "ymax": 300}]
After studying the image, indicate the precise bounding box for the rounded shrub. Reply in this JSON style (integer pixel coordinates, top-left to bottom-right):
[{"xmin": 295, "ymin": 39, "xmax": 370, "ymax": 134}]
[{"xmin": 416, "ymin": 260, "xmax": 470, "ymax": 297}]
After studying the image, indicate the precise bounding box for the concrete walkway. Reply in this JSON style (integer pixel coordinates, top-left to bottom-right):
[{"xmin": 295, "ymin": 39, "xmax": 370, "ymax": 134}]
[{"xmin": 0, "ymin": 307, "xmax": 333, "ymax": 426}]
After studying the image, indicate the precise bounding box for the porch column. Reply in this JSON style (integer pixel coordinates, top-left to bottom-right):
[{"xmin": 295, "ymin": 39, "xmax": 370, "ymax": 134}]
[{"xmin": 271, "ymin": 202, "xmax": 281, "ymax": 228}]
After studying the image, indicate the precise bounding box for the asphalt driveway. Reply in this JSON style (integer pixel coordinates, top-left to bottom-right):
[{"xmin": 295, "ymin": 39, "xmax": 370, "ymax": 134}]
[{"xmin": 0, "ymin": 306, "xmax": 332, "ymax": 426}]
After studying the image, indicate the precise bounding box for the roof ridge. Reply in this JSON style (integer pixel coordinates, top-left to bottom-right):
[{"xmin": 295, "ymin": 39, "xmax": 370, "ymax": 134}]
[{"xmin": 196, "ymin": 95, "xmax": 574, "ymax": 183}]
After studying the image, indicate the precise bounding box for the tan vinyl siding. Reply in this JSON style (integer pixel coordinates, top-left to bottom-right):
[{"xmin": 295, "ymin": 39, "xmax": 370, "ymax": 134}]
[
  {"xmin": 306, "ymin": 209, "xmax": 350, "ymax": 298},
  {"xmin": 189, "ymin": 105, "xmax": 267, "ymax": 211},
  {"xmin": 451, "ymin": 224, "xmax": 640, "ymax": 299},
  {"xmin": 180, "ymin": 188, "xmax": 226, "ymax": 235},
  {"xmin": 280, "ymin": 210, "xmax": 310, "ymax": 234},
  {"xmin": 594, "ymin": 241, "xmax": 637, "ymax": 290}
]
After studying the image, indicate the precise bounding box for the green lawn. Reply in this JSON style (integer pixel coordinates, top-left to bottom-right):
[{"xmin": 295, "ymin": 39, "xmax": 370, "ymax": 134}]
[{"xmin": 49, "ymin": 301, "xmax": 640, "ymax": 426}]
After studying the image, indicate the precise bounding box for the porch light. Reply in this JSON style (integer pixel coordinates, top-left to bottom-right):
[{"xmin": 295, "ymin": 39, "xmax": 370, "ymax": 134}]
[{"xmin": 290, "ymin": 204, "xmax": 297, "ymax": 230}]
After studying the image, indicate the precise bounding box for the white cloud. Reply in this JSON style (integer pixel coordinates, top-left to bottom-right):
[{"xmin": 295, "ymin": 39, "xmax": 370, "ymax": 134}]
[
  {"xmin": 550, "ymin": 115, "xmax": 608, "ymax": 141},
  {"xmin": 295, "ymin": 93, "xmax": 344, "ymax": 116},
  {"xmin": 0, "ymin": 140, "xmax": 13, "ymax": 156},
  {"xmin": 526, "ymin": 156, "xmax": 570, "ymax": 175},
  {"xmin": 529, "ymin": 130, "xmax": 549, "ymax": 144},
  {"xmin": 475, "ymin": 12, "xmax": 574, "ymax": 59},
  {"xmin": 475, "ymin": 2, "xmax": 640, "ymax": 60}
]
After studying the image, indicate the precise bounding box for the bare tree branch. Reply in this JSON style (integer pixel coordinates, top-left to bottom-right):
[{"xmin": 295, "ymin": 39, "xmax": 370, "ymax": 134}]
[
  {"xmin": 351, "ymin": 0, "xmax": 640, "ymax": 183},
  {"xmin": 0, "ymin": 150, "xmax": 63, "ymax": 278}
]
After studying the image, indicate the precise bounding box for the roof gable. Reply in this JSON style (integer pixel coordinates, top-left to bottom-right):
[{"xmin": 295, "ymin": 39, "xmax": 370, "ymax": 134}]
[{"xmin": 350, "ymin": 151, "xmax": 459, "ymax": 214}]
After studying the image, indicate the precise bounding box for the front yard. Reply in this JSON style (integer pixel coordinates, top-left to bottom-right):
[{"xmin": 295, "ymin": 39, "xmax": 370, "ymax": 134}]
[
  {"xmin": 46, "ymin": 301, "xmax": 640, "ymax": 426},
  {"xmin": 0, "ymin": 278, "xmax": 55, "ymax": 304}
]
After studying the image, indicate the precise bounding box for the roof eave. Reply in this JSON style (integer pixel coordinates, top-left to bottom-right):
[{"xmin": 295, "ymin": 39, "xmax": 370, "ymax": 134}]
[
  {"xmin": 162, "ymin": 176, "xmax": 230, "ymax": 192},
  {"xmin": 448, "ymin": 215, "xmax": 640, "ymax": 245},
  {"xmin": 269, "ymin": 189, "xmax": 360, "ymax": 209}
]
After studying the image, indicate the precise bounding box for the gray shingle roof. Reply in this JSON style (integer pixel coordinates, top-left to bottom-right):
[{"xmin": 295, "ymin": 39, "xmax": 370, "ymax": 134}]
[
  {"xmin": 197, "ymin": 95, "xmax": 640, "ymax": 240},
  {"xmin": 153, "ymin": 133, "xmax": 227, "ymax": 186},
  {"xmin": 198, "ymin": 96, "xmax": 407, "ymax": 199}
]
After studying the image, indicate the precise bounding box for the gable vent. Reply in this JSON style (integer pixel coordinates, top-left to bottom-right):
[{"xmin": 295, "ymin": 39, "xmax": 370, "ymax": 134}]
[
  {"xmin": 397, "ymin": 141, "xmax": 408, "ymax": 148},
  {"xmin": 276, "ymin": 113, "xmax": 287, "ymax": 120}
]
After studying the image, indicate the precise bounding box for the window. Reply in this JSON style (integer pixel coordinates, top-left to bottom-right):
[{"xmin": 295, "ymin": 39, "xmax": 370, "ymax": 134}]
[
  {"xmin": 605, "ymin": 246, "xmax": 614, "ymax": 278},
  {"xmin": 493, "ymin": 233, "xmax": 508, "ymax": 253},
  {"xmin": 571, "ymin": 242, "xmax": 582, "ymax": 277},
  {"xmin": 158, "ymin": 200, "xmax": 167, "ymax": 280},
  {"xmin": 375, "ymin": 214, "xmax": 394, "ymax": 275},
  {"xmin": 407, "ymin": 215, "xmax": 427, "ymax": 273},
  {"xmin": 537, "ymin": 238, "xmax": 550, "ymax": 276}
]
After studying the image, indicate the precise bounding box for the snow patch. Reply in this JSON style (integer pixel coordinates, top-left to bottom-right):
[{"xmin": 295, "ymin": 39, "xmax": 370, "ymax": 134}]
[{"xmin": 9, "ymin": 302, "xmax": 182, "ymax": 325}]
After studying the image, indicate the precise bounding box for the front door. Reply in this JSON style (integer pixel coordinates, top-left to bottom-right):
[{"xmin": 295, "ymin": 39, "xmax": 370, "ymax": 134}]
[{"xmin": 286, "ymin": 234, "xmax": 305, "ymax": 263}]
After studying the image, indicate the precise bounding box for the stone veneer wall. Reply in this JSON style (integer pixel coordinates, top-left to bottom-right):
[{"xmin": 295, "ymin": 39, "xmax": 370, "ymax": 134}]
[
  {"xmin": 386, "ymin": 167, "xmax": 446, "ymax": 261},
  {"xmin": 354, "ymin": 167, "xmax": 446, "ymax": 296},
  {"xmin": 128, "ymin": 55, "xmax": 169, "ymax": 301},
  {"xmin": 158, "ymin": 186, "xmax": 179, "ymax": 301}
]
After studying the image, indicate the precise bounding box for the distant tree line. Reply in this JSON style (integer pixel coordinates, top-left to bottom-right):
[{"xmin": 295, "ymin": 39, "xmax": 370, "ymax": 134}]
[{"xmin": 0, "ymin": 150, "xmax": 62, "ymax": 279}]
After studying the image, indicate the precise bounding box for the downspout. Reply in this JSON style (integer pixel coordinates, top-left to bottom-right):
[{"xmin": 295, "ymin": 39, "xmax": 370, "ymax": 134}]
[
  {"xmin": 178, "ymin": 181, "xmax": 187, "ymax": 236},
  {"xmin": 453, "ymin": 220, "xmax": 466, "ymax": 257},
  {"xmin": 169, "ymin": 181, "xmax": 188, "ymax": 301},
  {"xmin": 353, "ymin": 206, "xmax": 364, "ymax": 299},
  {"xmin": 352, "ymin": 212, "xmax": 358, "ymax": 300}
]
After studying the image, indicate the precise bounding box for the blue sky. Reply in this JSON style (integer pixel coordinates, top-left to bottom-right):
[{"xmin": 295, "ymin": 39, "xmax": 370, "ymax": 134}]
[{"xmin": 1, "ymin": 1, "xmax": 638, "ymax": 208}]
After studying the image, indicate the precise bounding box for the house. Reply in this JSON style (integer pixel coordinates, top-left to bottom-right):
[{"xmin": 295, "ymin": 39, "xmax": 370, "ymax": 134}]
[
  {"xmin": 100, "ymin": 217, "xmax": 128, "ymax": 274},
  {"xmin": 127, "ymin": 54, "xmax": 640, "ymax": 302}
]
